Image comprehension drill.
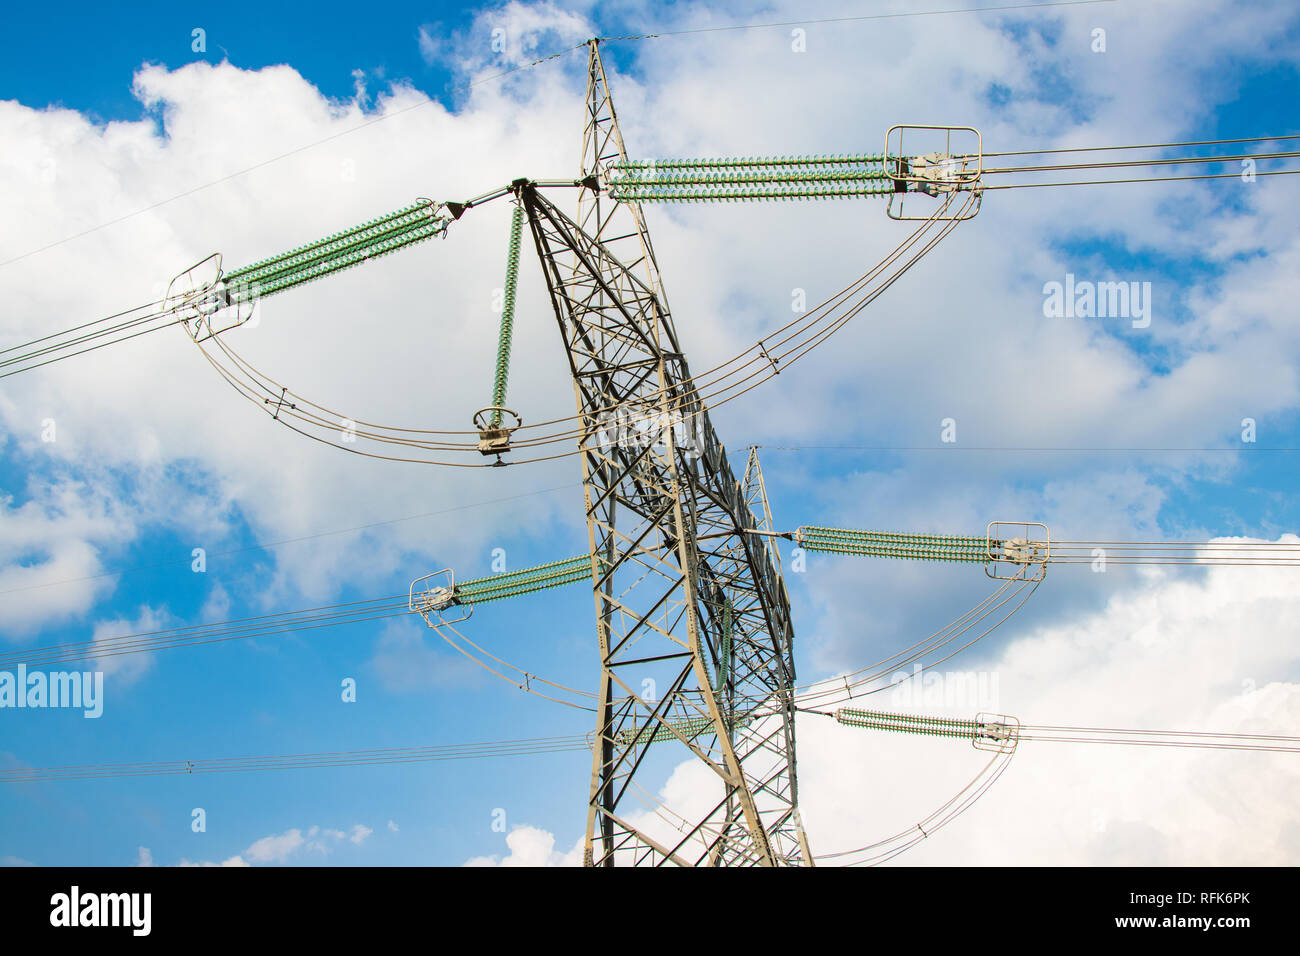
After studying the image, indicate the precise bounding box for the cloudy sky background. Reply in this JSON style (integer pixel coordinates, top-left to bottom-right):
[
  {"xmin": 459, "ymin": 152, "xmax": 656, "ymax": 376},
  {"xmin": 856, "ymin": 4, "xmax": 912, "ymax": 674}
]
[{"xmin": 2, "ymin": 0, "xmax": 1298, "ymax": 866}]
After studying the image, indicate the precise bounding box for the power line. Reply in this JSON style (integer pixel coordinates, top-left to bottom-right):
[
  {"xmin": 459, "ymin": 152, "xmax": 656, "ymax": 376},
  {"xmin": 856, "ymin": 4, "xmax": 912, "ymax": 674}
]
[
  {"xmin": 0, "ymin": 300, "xmax": 183, "ymax": 379},
  {"xmin": 984, "ymin": 168, "xmax": 1300, "ymax": 189},
  {"xmin": 982, "ymin": 147, "xmax": 1300, "ymax": 174},
  {"xmin": 0, "ymin": 734, "xmax": 593, "ymax": 784},
  {"xmin": 0, "ymin": 594, "xmax": 413, "ymax": 670}
]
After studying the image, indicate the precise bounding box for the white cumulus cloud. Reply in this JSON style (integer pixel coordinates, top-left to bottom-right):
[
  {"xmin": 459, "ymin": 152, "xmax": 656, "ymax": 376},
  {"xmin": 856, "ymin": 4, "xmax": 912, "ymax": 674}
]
[{"xmin": 464, "ymin": 824, "xmax": 582, "ymax": 866}]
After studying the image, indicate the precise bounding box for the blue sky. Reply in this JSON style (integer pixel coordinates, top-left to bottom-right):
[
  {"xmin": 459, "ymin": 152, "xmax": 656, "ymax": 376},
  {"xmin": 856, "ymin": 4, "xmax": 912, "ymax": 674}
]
[
  {"xmin": 1, "ymin": 2, "xmax": 461, "ymax": 119},
  {"xmin": 3, "ymin": 0, "xmax": 1300, "ymax": 867}
]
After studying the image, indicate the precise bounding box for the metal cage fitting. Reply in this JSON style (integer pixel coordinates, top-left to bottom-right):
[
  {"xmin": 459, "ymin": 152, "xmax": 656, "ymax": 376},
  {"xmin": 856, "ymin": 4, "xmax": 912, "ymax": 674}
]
[
  {"xmin": 985, "ymin": 520, "xmax": 1050, "ymax": 582},
  {"xmin": 473, "ymin": 406, "xmax": 523, "ymax": 459},
  {"xmin": 409, "ymin": 569, "xmax": 472, "ymax": 626},
  {"xmin": 167, "ymin": 253, "xmax": 258, "ymax": 343},
  {"xmin": 884, "ymin": 124, "xmax": 983, "ymax": 221},
  {"xmin": 973, "ymin": 712, "xmax": 1020, "ymax": 753}
]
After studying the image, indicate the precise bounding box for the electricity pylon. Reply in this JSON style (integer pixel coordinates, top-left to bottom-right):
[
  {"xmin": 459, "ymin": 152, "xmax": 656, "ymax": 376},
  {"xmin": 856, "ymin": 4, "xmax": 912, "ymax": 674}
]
[{"xmin": 518, "ymin": 40, "xmax": 811, "ymax": 866}]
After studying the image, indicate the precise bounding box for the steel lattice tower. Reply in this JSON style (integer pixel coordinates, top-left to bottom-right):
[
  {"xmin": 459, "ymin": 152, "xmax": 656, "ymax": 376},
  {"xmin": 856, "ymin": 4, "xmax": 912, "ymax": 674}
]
[{"xmin": 518, "ymin": 40, "xmax": 811, "ymax": 866}]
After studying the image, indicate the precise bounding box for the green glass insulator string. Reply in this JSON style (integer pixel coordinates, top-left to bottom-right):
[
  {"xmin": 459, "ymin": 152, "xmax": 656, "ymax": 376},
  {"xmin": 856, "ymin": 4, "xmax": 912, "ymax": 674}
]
[
  {"xmin": 490, "ymin": 203, "xmax": 524, "ymax": 428},
  {"xmin": 835, "ymin": 707, "xmax": 982, "ymax": 741},
  {"xmin": 451, "ymin": 555, "xmax": 593, "ymax": 605},
  {"xmin": 797, "ymin": 526, "xmax": 989, "ymax": 563},
  {"xmin": 606, "ymin": 152, "xmax": 900, "ymax": 203},
  {"xmin": 222, "ymin": 200, "xmax": 452, "ymax": 303},
  {"xmin": 714, "ymin": 598, "xmax": 733, "ymax": 695}
]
